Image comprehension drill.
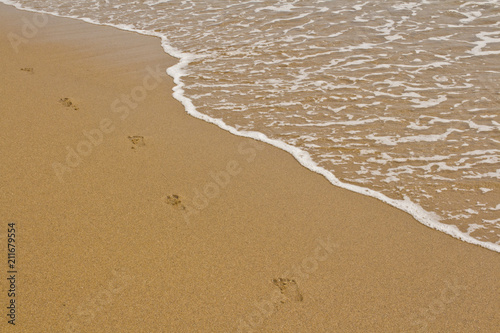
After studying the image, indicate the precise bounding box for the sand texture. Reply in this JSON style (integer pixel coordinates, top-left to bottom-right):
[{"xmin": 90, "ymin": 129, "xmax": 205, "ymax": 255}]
[{"xmin": 0, "ymin": 3, "xmax": 499, "ymax": 332}]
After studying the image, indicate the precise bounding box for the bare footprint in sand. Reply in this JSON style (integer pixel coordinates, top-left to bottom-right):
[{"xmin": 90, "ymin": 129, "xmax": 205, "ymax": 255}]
[
  {"xmin": 128, "ymin": 136, "xmax": 145, "ymax": 150},
  {"xmin": 59, "ymin": 98, "xmax": 79, "ymax": 111},
  {"xmin": 20, "ymin": 68, "xmax": 33, "ymax": 74},
  {"xmin": 162, "ymin": 194, "xmax": 186, "ymax": 210},
  {"xmin": 272, "ymin": 278, "xmax": 304, "ymax": 302}
]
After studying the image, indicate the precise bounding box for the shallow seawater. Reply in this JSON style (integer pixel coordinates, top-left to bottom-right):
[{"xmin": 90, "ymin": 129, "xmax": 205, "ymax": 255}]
[{"xmin": 5, "ymin": 0, "xmax": 499, "ymax": 250}]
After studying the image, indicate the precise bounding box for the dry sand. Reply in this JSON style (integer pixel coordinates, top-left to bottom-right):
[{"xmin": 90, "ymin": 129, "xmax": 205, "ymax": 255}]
[{"xmin": 0, "ymin": 3, "xmax": 499, "ymax": 332}]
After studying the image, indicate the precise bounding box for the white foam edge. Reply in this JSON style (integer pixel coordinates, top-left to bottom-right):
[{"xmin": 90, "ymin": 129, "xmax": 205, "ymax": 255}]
[{"xmin": 3, "ymin": 0, "xmax": 499, "ymax": 253}]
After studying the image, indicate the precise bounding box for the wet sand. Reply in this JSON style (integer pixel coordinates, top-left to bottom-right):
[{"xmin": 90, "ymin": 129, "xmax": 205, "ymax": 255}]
[{"xmin": 0, "ymin": 3, "xmax": 498, "ymax": 332}]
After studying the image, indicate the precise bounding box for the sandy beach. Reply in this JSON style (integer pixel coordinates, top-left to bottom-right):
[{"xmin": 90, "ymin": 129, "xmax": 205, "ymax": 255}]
[{"xmin": 0, "ymin": 3, "xmax": 499, "ymax": 332}]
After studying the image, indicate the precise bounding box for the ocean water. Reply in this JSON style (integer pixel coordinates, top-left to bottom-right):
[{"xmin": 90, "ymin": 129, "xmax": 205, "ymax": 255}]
[{"xmin": 3, "ymin": 0, "xmax": 499, "ymax": 252}]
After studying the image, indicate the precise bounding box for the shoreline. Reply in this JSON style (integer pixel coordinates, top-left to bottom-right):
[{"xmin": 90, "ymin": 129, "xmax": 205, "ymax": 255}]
[
  {"xmin": 3, "ymin": 1, "xmax": 499, "ymax": 254},
  {"xmin": 3, "ymin": 1, "xmax": 498, "ymax": 254},
  {"xmin": 1, "ymin": 3, "xmax": 499, "ymax": 332}
]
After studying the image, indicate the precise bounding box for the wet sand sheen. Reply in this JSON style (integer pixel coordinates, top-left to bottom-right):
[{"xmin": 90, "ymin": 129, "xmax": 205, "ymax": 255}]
[{"xmin": 0, "ymin": 3, "xmax": 499, "ymax": 333}]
